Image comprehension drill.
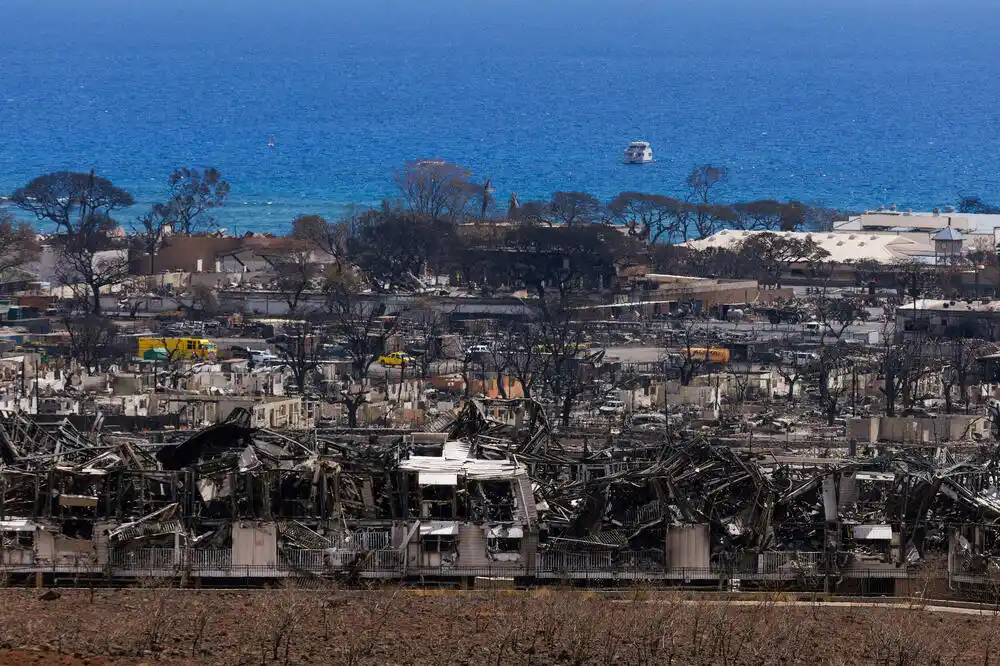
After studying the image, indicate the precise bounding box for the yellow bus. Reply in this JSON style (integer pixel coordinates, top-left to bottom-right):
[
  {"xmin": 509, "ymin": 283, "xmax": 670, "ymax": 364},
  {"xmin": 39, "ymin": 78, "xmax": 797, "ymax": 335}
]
[
  {"xmin": 137, "ymin": 337, "xmax": 218, "ymax": 361},
  {"xmin": 683, "ymin": 347, "xmax": 730, "ymax": 364}
]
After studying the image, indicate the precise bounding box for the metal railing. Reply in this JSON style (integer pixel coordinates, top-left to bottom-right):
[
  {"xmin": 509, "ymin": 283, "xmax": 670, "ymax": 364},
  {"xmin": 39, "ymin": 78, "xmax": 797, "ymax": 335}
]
[
  {"xmin": 284, "ymin": 549, "xmax": 326, "ymax": 569},
  {"xmin": 55, "ymin": 548, "xmax": 830, "ymax": 576},
  {"xmin": 4, "ymin": 547, "xmax": 920, "ymax": 589},
  {"xmin": 187, "ymin": 549, "xmax": 232, "ymax": 570},
  {"xmin": 109, "ymin": 548, "xmax": 177, "ymax": 569},
  {"xmin": 538, "ymin": 551, "xmax": 613, "ymax": 571},
  {"xmin": 757, "ymin": 551, "xmax": 824, "ymax": 574},
  {"xmin": 367, "ymin": 549, "xmax": 404, "ymax": 569}
]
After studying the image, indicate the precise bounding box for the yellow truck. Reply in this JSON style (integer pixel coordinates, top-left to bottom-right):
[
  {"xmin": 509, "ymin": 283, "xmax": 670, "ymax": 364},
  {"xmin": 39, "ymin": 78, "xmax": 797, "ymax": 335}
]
[
  {"xmin": 137, "ymin": 337, "xmax": 218, "ymax": 361},
  {"xmin": 683, "ymin": 347, "xmax": 730, "ymax": 364}
]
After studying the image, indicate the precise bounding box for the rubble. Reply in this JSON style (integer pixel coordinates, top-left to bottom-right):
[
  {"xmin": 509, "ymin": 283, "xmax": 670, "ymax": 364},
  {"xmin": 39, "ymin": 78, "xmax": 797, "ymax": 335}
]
[{"xmin": 2, "ymin": 397, "xmax": 1000, "ymax": 595}]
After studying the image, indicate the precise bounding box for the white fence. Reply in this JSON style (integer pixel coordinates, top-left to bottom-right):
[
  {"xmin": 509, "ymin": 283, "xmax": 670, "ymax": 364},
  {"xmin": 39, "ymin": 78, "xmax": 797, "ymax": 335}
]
[
  {"xmin": 284, "ymin": 548, "xmax": 404, "ymax": 570},
  {"xmin": 17, "ymin": 546, "xmax": 887, "ymax": 583},
  {"xmin": 538, "ymin": 551, "xmax": 613, "ymax": 571},
  {"xmin": 757, "ymin": 551, "xmax": 823, "ymax": 574},
  {"xmin": 109, "ymin": 548, "xmax": 177, "ymax": 569},
  {"xmin": 187, "ymin": 549, "xmax": 232, "ymax": 570},
  {"xmin": 327, "ymin": 530, "xmax": 391, "ymax": 551}
]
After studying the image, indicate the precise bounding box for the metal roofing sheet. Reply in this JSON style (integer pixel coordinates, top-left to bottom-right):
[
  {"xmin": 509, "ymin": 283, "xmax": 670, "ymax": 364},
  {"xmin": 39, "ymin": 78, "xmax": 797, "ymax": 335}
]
[
  {"xmin": 853, "ymin": 524, "xmax": 892, "ymax": 540},
  {"xmin": 418, "ymin": 471, "xmax": 459, "ymax": 486},
  {"xmin": 399, "ymin": 455, "xmax": 522, "ymax": 480},
  {"xmin": 0, "ymin": 518, "xmax": 36, "ymax": 532},
  {"xmin": 442, "ymin": 440, "xmax": 471, "ymax": 460},
  {"xmin": 419, "ymin": 522, "xmax": 459, "ymax": 536},
  {"xmin": 855, "ymin": 471, "xmax": 895, "ymax": 482}
]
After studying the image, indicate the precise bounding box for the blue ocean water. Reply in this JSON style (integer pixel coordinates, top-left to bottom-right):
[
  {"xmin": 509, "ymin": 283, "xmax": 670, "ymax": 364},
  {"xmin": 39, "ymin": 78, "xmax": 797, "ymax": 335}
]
[{"xmin": 2, "ymin": 0, "xmax": 1000, "ymax": 234}]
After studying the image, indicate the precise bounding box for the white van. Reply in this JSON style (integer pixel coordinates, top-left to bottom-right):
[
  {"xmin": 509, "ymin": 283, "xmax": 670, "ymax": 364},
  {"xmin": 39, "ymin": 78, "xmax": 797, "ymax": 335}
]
[
  {"xmin": 248, "ymin": 349, "xmax": 279, "ymax": 363},
  {"xmin": 794, "ymin": 351, "xmax": 819, "ymax": 365}
]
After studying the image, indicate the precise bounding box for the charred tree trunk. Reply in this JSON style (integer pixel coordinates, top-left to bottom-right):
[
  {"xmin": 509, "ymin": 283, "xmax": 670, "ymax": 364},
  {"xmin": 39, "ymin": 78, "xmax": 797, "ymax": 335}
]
[{"xmin": 90, "ymin": 283, "xmax": 102, "ymax": 316}]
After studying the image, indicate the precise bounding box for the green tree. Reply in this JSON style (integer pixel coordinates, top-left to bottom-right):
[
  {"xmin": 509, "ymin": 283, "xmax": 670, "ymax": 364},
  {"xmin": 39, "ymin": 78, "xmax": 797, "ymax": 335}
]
[
  {"xmin": 550, "ymin": 191, "xmax": 602, "ymax": 226},
  {"xmin": 163, "ymin": 167, "xmax": 230, "ymax": 234},
  {"xmin": 607, "ymin": 192, "xmax": 686, "ymax": 243},
  {"xmin": 10, "ymin": 170, "xmax": 133, "ymax": 234},
  {"xmin": 737, "ymin": 232, "xmax": 830, "ymax": 288}
]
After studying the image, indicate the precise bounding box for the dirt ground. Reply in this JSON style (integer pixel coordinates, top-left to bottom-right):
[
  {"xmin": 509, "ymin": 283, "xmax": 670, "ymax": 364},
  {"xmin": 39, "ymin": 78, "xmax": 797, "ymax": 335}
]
[{"xmin": 2, "ymin": 586, "xmax": 1000, "ymax": 665}]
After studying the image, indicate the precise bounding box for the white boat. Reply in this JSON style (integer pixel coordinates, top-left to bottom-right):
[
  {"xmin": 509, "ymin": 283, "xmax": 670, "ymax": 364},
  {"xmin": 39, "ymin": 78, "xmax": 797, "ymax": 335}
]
[{"xmin": 623, "ymin": 141, "xmax": 653, "ymax": 164}]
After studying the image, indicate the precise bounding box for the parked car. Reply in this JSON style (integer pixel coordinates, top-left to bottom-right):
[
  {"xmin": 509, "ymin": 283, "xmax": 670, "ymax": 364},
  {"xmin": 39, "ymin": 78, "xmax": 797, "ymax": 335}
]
[
  {"xmin": 320, "ymin": 344, "xmax": 349, "ymax": 358},
  {"xmin": 378, "ymin": 351, "xmax": 413, "ymax": 367},
  {"xmin": 466, "ymin": 344, "xmax": 490, "ymax": 357},
  {"xmin": 599, "ymin": 399, "xmax": 626, "ymax": 415},
  {"xmin": 630, "ymin": 412, "xmax": 667, "ymax": 430},
  {"xmin": 248, "ymin": 349, "xmax": 279, "ymax": 363}
]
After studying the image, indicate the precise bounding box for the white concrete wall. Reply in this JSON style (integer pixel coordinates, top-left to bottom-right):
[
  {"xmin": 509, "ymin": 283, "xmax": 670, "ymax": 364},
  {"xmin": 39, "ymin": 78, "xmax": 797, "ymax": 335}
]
[
  {"xmin": 665, "ymin": 524, "xmax": 710, "ymax": 570},
  {"xmin": 457, "ymin": 524, "xmax": 490, "ymax": 567},
  {"xmin": 232, "ymin": 522, "xmax": 277, "ymax": 566},
  {"xmin": 849, "ymin": 415, "xmax": 989, "ymax": 443},
  {"xmin": 35, "ymin": 530, "xmax": 96, "ymax": 566}
]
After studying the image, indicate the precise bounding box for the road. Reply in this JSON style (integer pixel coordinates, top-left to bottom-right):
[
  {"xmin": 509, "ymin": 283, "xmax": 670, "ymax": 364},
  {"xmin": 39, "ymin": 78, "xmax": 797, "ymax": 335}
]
[
  {"xmin": 613, "ymin": 598, "xmax": 998, "ymax": 617},
  {"xmin": 603, "ymin": 320, "xmax": 889, "ymax": 365},
  {"xmin": 211, "ymin": 321, "xmax": 889, "ymax": 374}
]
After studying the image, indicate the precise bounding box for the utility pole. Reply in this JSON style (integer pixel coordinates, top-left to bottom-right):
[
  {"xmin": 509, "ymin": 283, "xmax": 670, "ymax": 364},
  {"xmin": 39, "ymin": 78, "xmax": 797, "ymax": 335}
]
[
  {"xmin": 32, "ymin": 356, "xmax": 38, "ymax": 414},
  {"xmin": 663, "ymin": 358, "xmax": 671, "ymax": 444}
]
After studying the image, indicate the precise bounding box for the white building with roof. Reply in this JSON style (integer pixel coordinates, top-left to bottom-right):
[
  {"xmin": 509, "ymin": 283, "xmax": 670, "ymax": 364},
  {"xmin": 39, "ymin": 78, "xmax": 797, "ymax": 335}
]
[
  {"xmin": 396, "ymin": 437, "xmax": 537, "ymax": 568},
  {"xmin": 837, "ymin": 209, "xmax": 1000, "ymax": 235},
  {"xmin": 686, "ymin": 229, "xmax": 933, "ymax": 265},
  {"xmin": 896, "ymin": 298, "xmax": 1000, "ymax": 340},
  {"xmin": 836, "ymin": 209, "xmax": 999, "ymax": 256}
]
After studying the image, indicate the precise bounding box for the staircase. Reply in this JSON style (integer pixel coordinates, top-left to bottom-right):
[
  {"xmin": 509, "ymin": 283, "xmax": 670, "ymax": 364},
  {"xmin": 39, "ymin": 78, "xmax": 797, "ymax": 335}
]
[
  {"xmin": 457, "ymin": 524, "xmax": 490, "ymax": 567},
  {"xmin": 425, "ymin": 413, "xmax": 455, "ymax": 433},
  {"xmin": 514, "ymin": 475, "xmax": 537, "ymax": 526},
  {"xmin": 281, "ymin": 521, "xmax": 332, "ymax": 550},
  {"xmin": 361, "ymin": 480, "xmax": 376, "ymax": 517}
]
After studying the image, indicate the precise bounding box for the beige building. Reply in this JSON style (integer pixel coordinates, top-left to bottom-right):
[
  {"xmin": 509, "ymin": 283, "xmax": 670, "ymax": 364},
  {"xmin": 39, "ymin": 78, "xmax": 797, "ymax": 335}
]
[
  {"xmin": 836, "ymin": 209, "xmax": 1000, "ymax": 258},
  {"xmin": 580, "ymin": 275, "xmax": 793, "ymax": 319},
  {"xmin": 687, "ymin": 229, "xmax": 933, "ymax": 266}
]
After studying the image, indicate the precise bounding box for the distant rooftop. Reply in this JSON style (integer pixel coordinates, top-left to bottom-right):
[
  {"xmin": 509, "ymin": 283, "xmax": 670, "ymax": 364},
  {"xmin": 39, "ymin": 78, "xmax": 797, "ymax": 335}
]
[
  {"xmin": 932, "ymin": 226, "xmax": 964, "ymax": 241},
  {"xmin": 684, "ymin": 229, "xmax": 932, "ymax": 264},
  {"xmin": 837, "ymin": 210, "xmax": 1000, "ymax": 235},
  {"xmin": 903, "ymin": 298, "xmax": 1000, "ymax": 313}
]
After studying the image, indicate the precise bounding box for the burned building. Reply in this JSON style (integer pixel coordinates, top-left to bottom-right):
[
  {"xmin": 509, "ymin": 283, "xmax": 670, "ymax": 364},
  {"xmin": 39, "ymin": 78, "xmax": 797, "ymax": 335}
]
[{"xmin": 2, "ymin": 400, "xmax": 1000, "ymax": 596}]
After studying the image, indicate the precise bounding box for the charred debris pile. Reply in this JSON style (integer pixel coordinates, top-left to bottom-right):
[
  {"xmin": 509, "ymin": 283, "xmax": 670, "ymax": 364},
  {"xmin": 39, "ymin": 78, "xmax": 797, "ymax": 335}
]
[{"xmin": 3, "ymin": 401, "xmax": 1000, "ymax": 576}]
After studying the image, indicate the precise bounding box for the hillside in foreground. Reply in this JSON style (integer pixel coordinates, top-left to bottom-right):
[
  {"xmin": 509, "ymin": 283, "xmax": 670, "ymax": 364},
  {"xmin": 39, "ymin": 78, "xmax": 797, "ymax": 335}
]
[{"xmin": 0, "ymin": 587, "xmax": 998, "ymax": 664}]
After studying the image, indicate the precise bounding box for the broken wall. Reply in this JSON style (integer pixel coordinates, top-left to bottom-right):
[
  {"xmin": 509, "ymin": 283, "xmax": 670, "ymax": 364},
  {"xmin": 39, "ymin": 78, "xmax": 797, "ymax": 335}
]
[
  {"xmin": 232, "ymin": 522, "xmax": 278, "ymax": 567},
  {"xmin": 849, "ymin": 416, "xmax": 989, "ymax": 443},
  {"xmin": 665, "ymin": 524, "xmax": 710, "ymax": 570}
]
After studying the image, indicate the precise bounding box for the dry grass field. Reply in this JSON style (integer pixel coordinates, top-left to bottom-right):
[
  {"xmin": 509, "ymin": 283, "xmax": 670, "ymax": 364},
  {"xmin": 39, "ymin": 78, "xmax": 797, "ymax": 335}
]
[{"xmin": 1, "ymin": 585, "xmax": 999, "ymax": 664}]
